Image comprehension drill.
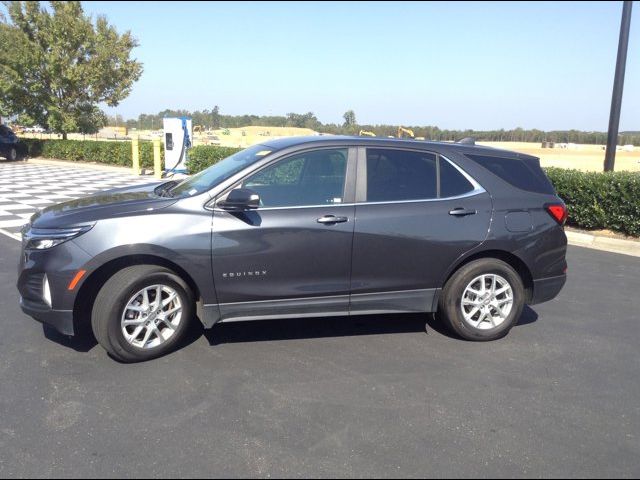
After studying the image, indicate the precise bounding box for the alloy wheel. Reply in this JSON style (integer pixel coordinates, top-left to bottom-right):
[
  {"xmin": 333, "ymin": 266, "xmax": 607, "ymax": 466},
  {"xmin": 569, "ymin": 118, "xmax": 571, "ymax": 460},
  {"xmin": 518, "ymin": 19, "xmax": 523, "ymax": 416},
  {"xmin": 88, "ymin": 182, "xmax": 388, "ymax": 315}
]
[
  {"xmin": 460, "ymin": 274, "xmax": 514, "ymax": 330},
  {"xmin": 120, "ymin": 284, "xmax": 183, "ymax": 349}
]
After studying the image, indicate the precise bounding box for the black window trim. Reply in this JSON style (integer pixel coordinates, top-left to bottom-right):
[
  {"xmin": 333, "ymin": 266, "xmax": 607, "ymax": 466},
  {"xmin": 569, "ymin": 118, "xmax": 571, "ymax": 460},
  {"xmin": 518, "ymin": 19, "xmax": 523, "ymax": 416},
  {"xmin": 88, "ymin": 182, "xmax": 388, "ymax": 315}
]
[{"xmin": 355, "ymin": 146, "xmax": 485, "ymax": 205}]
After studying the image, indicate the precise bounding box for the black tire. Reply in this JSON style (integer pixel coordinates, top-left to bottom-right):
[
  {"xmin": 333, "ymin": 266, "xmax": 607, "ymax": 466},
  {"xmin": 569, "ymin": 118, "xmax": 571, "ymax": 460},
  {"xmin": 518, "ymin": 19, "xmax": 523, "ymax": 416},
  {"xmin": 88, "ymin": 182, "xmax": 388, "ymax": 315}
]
[
  {"xmin": 437, "ymin": 258, "xmax": 524, "ymax": 341},
  {"xmin": 91, "ymin": 265, "xmax": 195, "ymax": 362},
  {"xmin": 1, "ymin": 147, "xmax": 18, "ymax": 161}
]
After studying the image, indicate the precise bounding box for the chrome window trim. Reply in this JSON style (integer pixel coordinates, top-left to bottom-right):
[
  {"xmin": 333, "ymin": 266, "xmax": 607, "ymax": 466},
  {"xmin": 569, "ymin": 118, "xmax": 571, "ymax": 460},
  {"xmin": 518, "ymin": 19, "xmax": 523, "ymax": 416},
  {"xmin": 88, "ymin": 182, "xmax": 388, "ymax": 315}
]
[
  {"xmin": 212, "ymin": 189, "xmax": 486, "ymax": 212},
  {"xmin": 213, "ymin": 203, "xmax": 355, "ymax": 212},
  {"xmin": 211, "ymin": 151, "xmax": 486, "ymax": 212},
  {"xmin": 355, "ymin": 189, "xmax": 485, "ymax": 206}
]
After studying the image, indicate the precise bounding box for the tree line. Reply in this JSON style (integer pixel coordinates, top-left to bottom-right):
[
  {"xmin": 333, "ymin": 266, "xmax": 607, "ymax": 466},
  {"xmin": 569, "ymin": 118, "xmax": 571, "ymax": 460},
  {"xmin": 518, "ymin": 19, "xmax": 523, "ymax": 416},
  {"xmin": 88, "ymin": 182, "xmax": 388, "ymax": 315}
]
[
  {"xmin": 109, "ymin": 108, "xmax": 640, "ymax": 146},
  {"xmin": 2, "ymin": 3, "xmax": 638, "ymax": 146}
]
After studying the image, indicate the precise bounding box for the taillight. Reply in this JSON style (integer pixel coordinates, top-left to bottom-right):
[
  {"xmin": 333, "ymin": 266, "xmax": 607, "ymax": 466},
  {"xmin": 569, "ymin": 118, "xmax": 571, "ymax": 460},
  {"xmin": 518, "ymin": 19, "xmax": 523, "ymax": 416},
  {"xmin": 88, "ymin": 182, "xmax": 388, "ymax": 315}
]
[{"xmin": 545, "ymin": 203, "xmax": 568, "ymax": 225}]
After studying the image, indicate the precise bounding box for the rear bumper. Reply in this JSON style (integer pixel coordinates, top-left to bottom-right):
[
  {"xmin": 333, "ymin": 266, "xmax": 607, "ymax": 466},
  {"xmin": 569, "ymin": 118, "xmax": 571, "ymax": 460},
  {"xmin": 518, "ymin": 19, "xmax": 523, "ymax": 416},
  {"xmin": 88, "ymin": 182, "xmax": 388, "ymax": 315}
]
[
  {"xmin": 529, "ymin": 274, "xmax": 567, "ymax": 305},
  {"xmin": 20, "ymin": 297, "xmax": 74, "ymax": 335}
]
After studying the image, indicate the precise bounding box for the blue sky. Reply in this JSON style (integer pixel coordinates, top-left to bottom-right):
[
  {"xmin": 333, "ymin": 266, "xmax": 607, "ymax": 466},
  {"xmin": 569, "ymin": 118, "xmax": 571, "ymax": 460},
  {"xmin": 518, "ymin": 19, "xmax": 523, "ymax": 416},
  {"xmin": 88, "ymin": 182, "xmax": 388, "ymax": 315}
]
[{"xmin": 80, "ymin": 1, "xmax": 639, "ymax": 131}]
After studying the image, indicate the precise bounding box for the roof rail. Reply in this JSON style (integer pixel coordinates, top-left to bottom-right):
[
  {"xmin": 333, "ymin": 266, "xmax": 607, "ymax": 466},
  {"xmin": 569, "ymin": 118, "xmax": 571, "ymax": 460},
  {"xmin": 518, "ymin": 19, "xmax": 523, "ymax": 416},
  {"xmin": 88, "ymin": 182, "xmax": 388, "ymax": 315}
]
[{"xmin": 457, "ymin": 137, "xmax": 476, "ymax": 145}]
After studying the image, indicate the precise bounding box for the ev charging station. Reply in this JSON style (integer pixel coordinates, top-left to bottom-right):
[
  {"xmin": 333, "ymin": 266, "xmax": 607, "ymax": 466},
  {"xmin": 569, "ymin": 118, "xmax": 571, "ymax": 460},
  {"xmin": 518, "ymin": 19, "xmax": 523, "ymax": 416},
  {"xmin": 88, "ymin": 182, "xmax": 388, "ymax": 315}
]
[{"xmin": 162, "ymin": 117, "xmax": 192, "ymax": 175}]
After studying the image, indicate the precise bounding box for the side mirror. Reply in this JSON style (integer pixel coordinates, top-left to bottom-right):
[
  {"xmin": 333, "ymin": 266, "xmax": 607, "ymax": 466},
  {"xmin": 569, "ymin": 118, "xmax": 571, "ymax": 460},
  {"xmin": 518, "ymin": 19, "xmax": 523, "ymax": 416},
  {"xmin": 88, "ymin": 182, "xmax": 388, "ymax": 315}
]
[{"xmin": 219, "ymin": 188, "xmax": 260, "ymax": 211}]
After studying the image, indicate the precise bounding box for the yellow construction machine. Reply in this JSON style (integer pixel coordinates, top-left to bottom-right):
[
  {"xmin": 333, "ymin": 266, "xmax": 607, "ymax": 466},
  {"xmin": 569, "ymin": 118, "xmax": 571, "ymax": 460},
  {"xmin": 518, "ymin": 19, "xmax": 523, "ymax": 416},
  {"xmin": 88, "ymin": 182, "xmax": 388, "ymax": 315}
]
[
  {"xmin": 359, "ymin": 129, "xmax": 376, "ymax": 137},
  {"xmin": 397, "ymin": 126, "xmax": 415, "ymax": 139}
]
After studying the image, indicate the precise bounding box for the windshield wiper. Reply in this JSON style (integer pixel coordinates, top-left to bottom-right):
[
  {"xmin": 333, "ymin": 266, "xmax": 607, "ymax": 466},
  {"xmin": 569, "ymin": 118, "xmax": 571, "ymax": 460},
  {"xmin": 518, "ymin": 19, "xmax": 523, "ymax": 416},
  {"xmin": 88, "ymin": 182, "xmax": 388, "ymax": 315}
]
[{"xmin": 155, "ymin": 180, "xmax": 178, "ymax": 198}]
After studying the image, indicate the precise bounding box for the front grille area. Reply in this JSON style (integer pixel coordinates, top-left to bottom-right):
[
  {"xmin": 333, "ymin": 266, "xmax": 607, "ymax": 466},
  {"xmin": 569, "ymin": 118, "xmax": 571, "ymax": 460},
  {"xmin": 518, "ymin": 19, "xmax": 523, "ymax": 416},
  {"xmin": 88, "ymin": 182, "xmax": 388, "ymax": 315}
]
[{"xmin": 22, "ymin": 273, "xmax": 44, "ymax": 302}]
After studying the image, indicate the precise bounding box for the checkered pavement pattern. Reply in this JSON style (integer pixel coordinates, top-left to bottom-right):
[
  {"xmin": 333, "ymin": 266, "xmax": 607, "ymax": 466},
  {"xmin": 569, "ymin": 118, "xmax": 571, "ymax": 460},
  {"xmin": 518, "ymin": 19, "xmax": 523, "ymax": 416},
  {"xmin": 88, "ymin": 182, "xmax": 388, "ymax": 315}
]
[{"xmin": 0, "ymin": 162, "xmax": 154, "ymax": 237}]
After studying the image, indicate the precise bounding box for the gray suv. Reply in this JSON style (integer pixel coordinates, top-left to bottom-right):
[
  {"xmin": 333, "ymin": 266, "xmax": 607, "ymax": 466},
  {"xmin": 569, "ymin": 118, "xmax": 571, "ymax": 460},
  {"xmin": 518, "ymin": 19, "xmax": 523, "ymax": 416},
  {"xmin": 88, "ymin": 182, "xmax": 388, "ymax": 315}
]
[{"xmin": 17, "ymin": 136, "xmax": 567, "ymax": 362}]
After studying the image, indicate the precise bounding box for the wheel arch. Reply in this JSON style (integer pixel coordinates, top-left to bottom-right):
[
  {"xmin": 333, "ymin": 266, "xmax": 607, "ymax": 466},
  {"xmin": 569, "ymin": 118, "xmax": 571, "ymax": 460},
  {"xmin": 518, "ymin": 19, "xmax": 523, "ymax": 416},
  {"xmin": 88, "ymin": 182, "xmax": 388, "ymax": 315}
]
[
  {"xmin": 73, "ymin": 254, "xmax": 202, "ymax": 328},
  {"xmin": 442, "ymin": 249, "xmax": 534, "ymax": 302}
]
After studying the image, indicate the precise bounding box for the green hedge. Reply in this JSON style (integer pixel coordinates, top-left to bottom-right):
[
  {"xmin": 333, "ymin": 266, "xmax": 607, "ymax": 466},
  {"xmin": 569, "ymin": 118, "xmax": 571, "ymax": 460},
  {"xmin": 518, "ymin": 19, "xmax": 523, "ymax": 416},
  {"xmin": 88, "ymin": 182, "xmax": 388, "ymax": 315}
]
[
  {"xmin": 21, "ymin": 137, "xmax": 244, "ymax": 173},
  {"xmin": 21, "ymin": 138, "xmax": 161, "ymax": 168},
  {"xmin": 21, "ymin": 138, "xmax": 241, "ymax": 172},
  {"xmin": 17, "ymin": 139, "xmax": 639, "ymax": 237},
  {"xmin": 186, "ymin": 145, "xmax": 242, "ymax": 174},
  {"xmin": 545, "ymin": 167, "xmax": 640, "ymax": 237}
]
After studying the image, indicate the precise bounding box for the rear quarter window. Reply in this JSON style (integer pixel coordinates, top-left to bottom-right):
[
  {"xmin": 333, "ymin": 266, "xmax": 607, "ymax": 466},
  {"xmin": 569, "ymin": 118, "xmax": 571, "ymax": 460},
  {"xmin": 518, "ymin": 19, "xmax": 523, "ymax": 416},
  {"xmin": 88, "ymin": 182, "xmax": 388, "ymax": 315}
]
[
  {"xmin": 439, "ymin": 157, "xmax": 475, "ymax": 197},
  {"xmin": 465, "ymin": 153, "xmax": 556, "ymax": 194}
]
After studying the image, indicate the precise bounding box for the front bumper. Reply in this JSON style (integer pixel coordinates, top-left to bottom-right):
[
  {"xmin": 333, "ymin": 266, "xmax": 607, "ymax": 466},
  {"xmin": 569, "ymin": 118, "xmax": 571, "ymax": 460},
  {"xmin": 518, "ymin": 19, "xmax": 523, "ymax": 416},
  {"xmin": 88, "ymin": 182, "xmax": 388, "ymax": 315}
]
[
  {"xmin": 17, "ymin": 238, "xmax": 93, "ymax": 337},
  {"xmin": 529, "ymin": 274, "xmax": 567, "ymax": 305},
  {"xmin": 20, "ymin": 297, "xmax": 74, "ymax": 335}
]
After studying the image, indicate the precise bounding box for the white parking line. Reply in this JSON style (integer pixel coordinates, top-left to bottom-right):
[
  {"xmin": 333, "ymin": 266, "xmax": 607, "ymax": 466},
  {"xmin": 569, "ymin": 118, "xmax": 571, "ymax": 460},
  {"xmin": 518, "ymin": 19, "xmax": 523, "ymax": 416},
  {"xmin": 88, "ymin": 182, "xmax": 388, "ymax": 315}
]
[
  {"xmin": 0, "ymin": 217, "xmax": 28, "ymax": 227},
  {"xmin": 0, "ymin": 229, "xmax": 21, "ymax": 240},
  {"xmin": 0, "ymin": 162, "xmax": 153, "ymax": 241}
]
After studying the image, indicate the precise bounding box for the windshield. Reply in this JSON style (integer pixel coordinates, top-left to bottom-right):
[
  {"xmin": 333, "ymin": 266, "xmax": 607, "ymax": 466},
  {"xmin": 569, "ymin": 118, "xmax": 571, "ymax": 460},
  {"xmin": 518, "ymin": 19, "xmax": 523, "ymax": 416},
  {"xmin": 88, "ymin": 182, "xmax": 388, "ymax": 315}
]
[{"xmin": 168, "ymin": 144, "xmax": 273, "ymax": 198}]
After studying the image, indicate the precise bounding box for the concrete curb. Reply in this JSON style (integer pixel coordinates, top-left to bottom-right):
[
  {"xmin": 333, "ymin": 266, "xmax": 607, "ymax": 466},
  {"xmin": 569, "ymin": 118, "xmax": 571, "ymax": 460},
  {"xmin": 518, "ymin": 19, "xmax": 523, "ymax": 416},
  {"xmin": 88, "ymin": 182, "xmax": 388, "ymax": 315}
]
[{"xmin": 566, "ymin": 230, "xmax": 640, "ymax": 257}]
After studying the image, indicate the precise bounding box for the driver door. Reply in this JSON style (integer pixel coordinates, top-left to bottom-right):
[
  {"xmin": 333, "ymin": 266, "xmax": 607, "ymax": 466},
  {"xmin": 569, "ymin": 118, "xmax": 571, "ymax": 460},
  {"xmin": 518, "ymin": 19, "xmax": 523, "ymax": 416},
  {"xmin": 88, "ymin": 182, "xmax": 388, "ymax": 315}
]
[{"xmin": 211, "ymin": 147, "xmax": 356, "ymax": 321}]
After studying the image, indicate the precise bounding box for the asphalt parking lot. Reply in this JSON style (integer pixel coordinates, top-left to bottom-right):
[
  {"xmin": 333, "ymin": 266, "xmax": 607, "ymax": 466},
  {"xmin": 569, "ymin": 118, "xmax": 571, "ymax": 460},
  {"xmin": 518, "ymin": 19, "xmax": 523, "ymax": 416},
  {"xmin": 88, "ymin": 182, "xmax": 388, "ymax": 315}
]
[{"xmin": 0, "ymin": 234, "xmax": 638, "ymax": 478}]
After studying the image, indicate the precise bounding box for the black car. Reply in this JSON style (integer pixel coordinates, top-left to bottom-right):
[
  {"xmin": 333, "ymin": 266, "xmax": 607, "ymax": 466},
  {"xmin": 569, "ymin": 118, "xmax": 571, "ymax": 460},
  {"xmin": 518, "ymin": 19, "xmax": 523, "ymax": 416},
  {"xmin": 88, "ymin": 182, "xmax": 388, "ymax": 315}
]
[
  {"xmin": 0, "ymin": 124, "xmax": 23, "ymax": 161},
  {"xmin": 18, "ymin": 136, "xmax": 567, "ymax": 362}
]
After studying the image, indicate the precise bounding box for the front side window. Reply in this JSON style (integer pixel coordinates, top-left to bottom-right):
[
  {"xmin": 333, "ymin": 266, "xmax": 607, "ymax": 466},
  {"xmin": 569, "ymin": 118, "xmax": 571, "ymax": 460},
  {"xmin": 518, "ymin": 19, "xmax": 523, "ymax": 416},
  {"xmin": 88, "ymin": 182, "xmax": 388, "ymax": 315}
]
[
  {"xmin": 243, "ymin": 148, "xmax": 348, "ymax": 208},
  {"xmin": 366, "ymin": 149, "xmax": 438, "ymax": 202}
]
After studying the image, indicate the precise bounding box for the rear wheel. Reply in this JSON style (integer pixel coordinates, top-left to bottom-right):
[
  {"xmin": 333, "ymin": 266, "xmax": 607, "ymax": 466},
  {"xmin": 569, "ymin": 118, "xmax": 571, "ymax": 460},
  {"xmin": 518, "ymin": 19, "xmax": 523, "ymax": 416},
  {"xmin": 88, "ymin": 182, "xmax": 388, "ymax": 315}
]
[
  {"xmin": 438, "ymin": 258, "xmax": 524, "ymax": 341},
  {"xmin": 91, "ymin": 265, "xmax": 194, "ymax": 362}
]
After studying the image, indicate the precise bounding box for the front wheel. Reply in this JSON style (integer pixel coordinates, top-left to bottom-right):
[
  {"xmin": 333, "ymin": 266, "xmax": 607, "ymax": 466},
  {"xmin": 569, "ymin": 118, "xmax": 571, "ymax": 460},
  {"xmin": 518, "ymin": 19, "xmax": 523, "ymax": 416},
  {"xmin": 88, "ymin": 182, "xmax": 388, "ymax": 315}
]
[
  {"xmin": 1, "ymin": 147, "xmax": 18, "ymax": 161},
  {"xmin": 91, "ymin": 265, "xmax": 194, "ymax": 362},
  {"xmin": 437, "ymin": 258, "xmax": 525, "ymax": 341}
]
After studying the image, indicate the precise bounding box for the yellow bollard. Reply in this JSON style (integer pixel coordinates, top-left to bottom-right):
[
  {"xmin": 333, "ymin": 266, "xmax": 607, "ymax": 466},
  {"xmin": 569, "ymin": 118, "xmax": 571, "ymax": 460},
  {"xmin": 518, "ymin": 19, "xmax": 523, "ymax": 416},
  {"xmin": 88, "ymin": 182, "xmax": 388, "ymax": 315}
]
[
  {"xmin": 153, "ymin": 138, "xmax": 162, "ymax": 179},
  {"xmin": 131, "ymin": 136, "xmax": 140, "ymax": 175}
]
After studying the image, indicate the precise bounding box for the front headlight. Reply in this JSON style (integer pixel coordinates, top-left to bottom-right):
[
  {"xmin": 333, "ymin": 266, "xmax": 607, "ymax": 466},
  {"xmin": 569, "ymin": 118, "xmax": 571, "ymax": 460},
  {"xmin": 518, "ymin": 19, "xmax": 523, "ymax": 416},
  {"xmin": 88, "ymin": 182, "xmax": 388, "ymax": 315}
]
[{"xmin": 23, "ymin": 225, "xmax": 95, "ymax": 250}]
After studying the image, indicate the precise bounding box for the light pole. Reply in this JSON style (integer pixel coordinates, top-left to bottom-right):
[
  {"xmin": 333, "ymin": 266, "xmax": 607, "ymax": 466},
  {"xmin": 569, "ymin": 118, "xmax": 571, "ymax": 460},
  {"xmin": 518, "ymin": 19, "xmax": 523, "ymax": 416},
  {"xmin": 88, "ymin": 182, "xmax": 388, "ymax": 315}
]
[{"xmin": 604, "ymin": 1, "xmax": 633, "ymax": 172}]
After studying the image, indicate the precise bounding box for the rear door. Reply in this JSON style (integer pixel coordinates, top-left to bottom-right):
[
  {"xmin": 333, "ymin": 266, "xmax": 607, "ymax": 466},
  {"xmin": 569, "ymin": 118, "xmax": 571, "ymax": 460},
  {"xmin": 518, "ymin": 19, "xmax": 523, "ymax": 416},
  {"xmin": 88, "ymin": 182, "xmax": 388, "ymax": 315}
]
[
  {"xmin": 350, "ymin": 147, "xmax": 492, "ymax": 314},
  {"xmin": 211, "ymin": 147, "xmax": 357, "ymax": 321}
]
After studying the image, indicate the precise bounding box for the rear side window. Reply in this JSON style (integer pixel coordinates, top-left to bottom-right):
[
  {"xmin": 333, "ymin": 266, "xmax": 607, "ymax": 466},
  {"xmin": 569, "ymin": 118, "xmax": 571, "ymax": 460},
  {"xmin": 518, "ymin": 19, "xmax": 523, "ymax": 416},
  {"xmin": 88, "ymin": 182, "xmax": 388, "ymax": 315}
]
[
  {"xmin": 366, "ymin": 149, "xmax": 438, "ymax": 201},
  {"xmin": 466, "ymin": 154, "xmax": 555, "ymax": 194},
  {"xmin": 365, "ymin": 149, "xmax": 476, "ymax": 202}
]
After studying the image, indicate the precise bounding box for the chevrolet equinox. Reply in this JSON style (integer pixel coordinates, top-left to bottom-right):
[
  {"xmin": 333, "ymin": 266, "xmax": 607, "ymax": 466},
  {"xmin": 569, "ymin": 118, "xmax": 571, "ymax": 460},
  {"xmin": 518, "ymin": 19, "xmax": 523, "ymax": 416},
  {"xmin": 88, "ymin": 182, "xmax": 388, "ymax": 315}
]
[{"xmin": 18, "ymin": 136, "xmax": 567, "ymax": 362}]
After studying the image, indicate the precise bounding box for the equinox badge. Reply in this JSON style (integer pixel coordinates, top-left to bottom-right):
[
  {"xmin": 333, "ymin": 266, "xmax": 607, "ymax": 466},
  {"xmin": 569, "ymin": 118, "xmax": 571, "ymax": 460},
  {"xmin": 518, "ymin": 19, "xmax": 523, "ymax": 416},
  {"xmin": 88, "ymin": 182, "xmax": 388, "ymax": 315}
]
[{"xmin": 222, "ymin": 270, "xmax": 268, "ymax": 279}]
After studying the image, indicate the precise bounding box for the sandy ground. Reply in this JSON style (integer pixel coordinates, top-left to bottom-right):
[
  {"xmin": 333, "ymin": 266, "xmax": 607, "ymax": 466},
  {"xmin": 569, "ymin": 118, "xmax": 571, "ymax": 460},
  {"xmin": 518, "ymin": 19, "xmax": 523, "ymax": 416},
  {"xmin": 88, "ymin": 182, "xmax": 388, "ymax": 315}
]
[
  {"xmin": 18, "ymin": 132, "xmax": 640, "ymax": 172},
  {"xmin": 478, "ymin": 141, "xmax": 640, "ymax": 172},
  {"xmin": 19, "ymin": 126, "xmax": 318, "ymax": 149}
]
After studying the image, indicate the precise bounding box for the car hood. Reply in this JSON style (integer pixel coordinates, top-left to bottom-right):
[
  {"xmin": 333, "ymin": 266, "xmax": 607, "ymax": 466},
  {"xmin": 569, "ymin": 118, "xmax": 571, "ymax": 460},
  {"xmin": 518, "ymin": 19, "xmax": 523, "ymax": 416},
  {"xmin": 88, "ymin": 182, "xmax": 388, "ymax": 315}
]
[{"xmin": 30, "ymin": 182, "xmax": 179, "ymax": 229}]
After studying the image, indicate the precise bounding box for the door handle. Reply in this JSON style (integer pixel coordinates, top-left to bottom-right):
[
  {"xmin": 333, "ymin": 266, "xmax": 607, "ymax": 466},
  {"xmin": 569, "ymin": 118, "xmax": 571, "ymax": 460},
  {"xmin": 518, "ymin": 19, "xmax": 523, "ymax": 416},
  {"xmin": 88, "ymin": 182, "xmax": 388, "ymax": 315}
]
[
  {"xmin": 449, "ymin": 208, "xmax": 477, "ymax": 217},
  {"xmin": 317, "ymin": 215, "xmax": 348, "ymax": 224}
]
